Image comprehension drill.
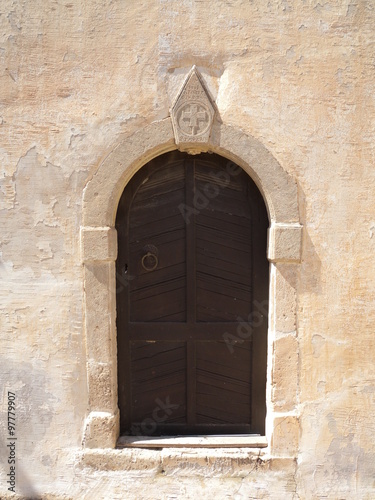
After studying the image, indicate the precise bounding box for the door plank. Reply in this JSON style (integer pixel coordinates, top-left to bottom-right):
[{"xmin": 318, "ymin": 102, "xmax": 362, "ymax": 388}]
[{"xmin": 130, "ymin": 341, "xmax": 186, "ymax": 427}]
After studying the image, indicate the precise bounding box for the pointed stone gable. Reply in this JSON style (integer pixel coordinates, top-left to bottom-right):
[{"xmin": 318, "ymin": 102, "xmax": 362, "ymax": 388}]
[{"xmin": 171, "ymin": 66, "xmax": 215, "ymax": 154}]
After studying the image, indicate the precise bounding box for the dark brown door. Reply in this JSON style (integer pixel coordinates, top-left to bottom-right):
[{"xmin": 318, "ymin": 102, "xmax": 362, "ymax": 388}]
[{"xmin": 116, "ymin": 151, "xmax": 269, "ymax": 436}]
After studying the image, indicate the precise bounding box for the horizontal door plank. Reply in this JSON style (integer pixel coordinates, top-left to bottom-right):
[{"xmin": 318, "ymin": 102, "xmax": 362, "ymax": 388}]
[{"xmin": 127, "ymin": 322, "xmax": 258, "ymax": 341}]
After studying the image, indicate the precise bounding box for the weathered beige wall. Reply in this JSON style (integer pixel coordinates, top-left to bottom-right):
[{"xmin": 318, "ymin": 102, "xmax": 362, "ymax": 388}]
[{"xmin": 1, "ymin": 0, "xmax": 375, "ymax": 498}]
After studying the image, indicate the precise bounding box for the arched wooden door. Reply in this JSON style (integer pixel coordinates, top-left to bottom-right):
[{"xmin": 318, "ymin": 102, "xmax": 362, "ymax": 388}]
[{"xmin": 116, "ymin": 151, "xmax": 269, "ymax": 436}]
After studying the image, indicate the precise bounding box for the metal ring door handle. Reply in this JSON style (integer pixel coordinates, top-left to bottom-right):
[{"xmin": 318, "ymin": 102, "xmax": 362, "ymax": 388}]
[{"xmin": 141, "ymin": 252, "xmax": 158, "ymax": 271}]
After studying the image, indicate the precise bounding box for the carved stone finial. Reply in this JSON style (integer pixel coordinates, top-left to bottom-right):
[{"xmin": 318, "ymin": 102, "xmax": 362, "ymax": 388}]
[{"xmin": 170, "ymin": 66, "xmax": 215, "ymax": 154}]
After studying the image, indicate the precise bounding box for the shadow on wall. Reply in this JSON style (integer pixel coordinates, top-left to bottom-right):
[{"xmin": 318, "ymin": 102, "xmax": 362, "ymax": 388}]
[
  {"xmin": 276, "ymin": 182, "xmax": 321, "ymax": 297},
  {"xmin": 297, "ymin": 184, "xmax": 321, "ymax": 296}
]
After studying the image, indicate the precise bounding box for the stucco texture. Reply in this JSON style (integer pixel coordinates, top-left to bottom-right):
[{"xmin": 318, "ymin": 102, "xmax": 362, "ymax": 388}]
[{"xmin": 1, "ymin": 1, "xmax": 375, "ymax": 498}]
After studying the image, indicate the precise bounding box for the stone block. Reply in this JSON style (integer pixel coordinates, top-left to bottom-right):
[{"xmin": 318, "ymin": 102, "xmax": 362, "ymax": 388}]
[
  {"xmin": 82, "ymin": 411, "xmax": 119, "ymax": 449},
  {"xmin": 273, "ymin": 264, "xmax": 297, "ymax": 333},
  {"xmin": 84, "ymin": 262, "xmax": 116, "ymax": 362},
  {"xmin": 272, "ymin": 335, "xmax": 298, "ymax": 411},
  {"xmin": 87, "ymin": 361, "xmax": 117, "ymax": 412},
  {"xmin": 81, "ymin": 227, "xmax": 117, "ymax": 262},
  {"xmin": 271, "ymin": 415, "xmax": 299, "ymax": 457},
  {"xmin": 268, "ymin": 223, "xmax": 302, "ymax": 262}
]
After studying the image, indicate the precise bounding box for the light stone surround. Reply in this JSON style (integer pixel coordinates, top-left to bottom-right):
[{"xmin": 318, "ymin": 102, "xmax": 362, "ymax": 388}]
[{"xmin": 81, "ymin": 117, "xmax": 302, "ymax": 456}]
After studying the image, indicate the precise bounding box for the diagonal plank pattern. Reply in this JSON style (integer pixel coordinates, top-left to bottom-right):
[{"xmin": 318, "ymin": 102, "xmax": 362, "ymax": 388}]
[{"xmin": 116, "ymin": 151, "xmax": 268, "ymax": 436}]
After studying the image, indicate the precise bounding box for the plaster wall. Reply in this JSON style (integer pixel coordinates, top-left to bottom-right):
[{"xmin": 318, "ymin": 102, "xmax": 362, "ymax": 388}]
[{"xmin": 1, "ymin": 1, "xmax": 375, "ymax": 498}]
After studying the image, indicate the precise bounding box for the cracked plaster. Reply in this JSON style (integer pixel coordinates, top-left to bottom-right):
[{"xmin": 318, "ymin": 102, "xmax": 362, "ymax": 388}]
[{"xmin": 1, "ymin": 0, "xmax": 375, "ymax": 498}]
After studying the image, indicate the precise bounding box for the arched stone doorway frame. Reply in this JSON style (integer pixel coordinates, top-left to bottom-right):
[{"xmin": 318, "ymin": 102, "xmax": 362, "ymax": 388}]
[{"xmin": 80, "ymin": 118, "xmax": 302, "ymax": 453}]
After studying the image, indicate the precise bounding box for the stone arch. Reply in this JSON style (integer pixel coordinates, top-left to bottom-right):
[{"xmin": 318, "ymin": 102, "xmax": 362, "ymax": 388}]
[
  {"xmin": 83, "ymin": 119, "xmax": 299, "ymax": 227},
  {"xmin": 80, "ymin": 118, "xmax": 302, "ymax": 449}
]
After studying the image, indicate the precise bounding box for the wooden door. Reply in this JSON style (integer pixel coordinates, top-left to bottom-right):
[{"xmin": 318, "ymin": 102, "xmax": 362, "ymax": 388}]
[{"xmin": 116, "ymin": 151, "xmax": 269, "ymax": 436}]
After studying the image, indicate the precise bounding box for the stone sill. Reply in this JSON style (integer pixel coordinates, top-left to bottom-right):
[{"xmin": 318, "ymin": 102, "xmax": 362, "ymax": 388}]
[
  {"xmin": 78, "ymin": 448, "xmax": 297, "ymax": 477},
  {"xmin": 117, "ymin": 434, "xmax": 268, "ymax": 448}
]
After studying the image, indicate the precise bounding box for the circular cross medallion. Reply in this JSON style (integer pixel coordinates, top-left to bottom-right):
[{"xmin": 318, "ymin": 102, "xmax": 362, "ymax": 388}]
[{"xmin": 176, "ymin": 102, "xmax": 211, "ymax": 136}]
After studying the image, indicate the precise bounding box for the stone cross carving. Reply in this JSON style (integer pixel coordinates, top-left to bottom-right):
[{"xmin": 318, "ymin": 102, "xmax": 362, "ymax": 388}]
[
  {"xmin": 171, "ymin": 66, "xmax": 215, "ymax": 154},
  {"xmin": 180, "ymin": 104, "xmax": 208, "ymax": 135}
]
